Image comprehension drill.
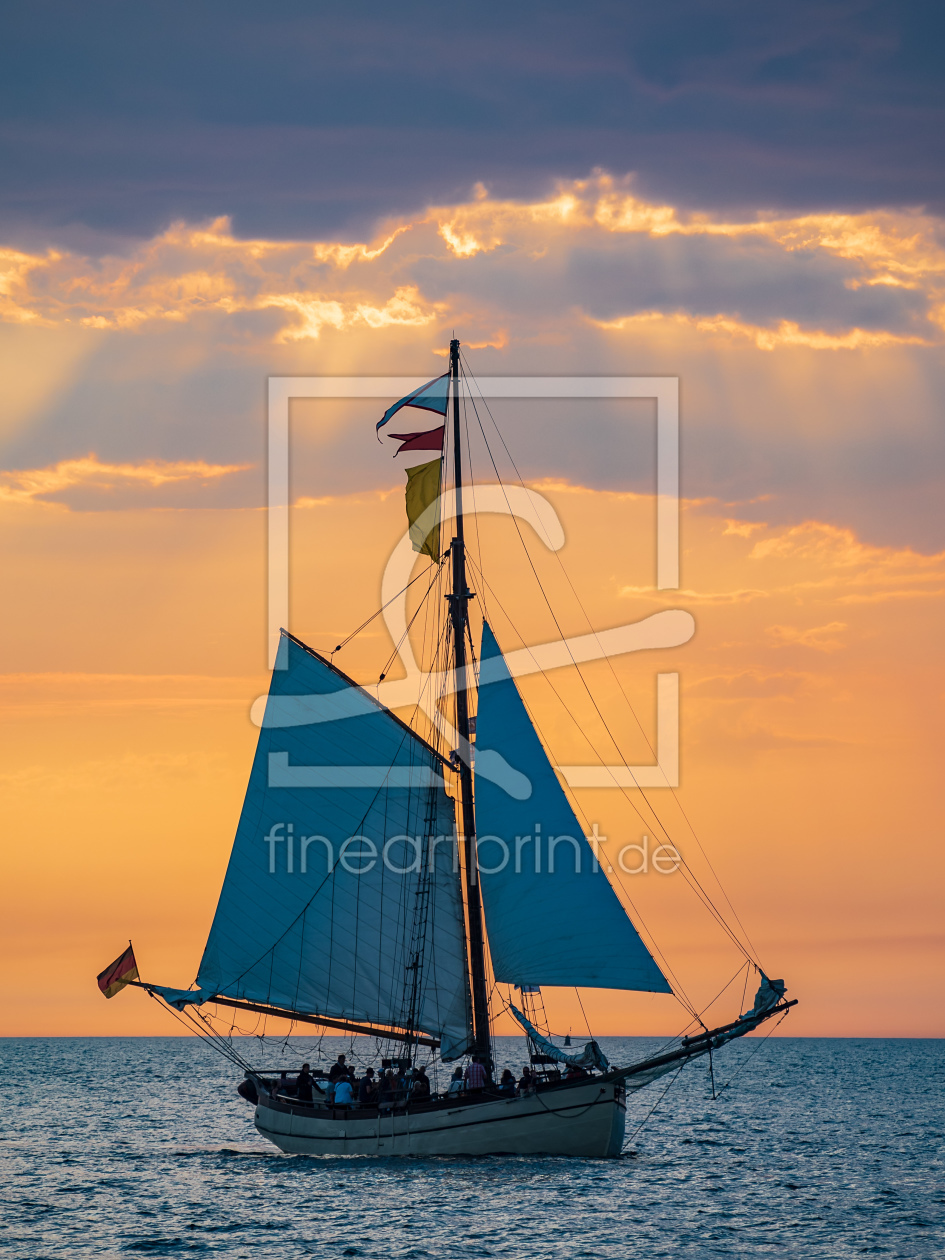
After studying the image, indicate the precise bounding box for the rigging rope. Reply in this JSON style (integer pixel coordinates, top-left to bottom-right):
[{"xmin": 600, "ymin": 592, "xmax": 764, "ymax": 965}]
[
  {"xmin": 461, "ymin": 351, "xmax": 760, "ymax": 961},
  {"xmin": 377, "ymin": 559, "xmax": 446, "ymax": 682},
  {"xmin": 458, "ymin": 354, "xmax": 760, "ymax": 970},
  {"xmin": 624, "ymin": 1060, "xmax": 687, "ymax": 1149},
  {"xmin": 714, "ymin": 1005, "xmax": 791, "ymax": 1100},
  {"xmin": 330, "ymin": 566, "xmax": 438, "ymax": 658}
]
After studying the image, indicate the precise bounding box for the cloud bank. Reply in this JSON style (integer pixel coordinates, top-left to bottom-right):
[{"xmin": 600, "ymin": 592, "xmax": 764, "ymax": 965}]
[
  {"xmin": 4, "ymin": 180, "xmax": 945, "ymax": 346},
  {"xmin": 2, "ymin": 177, "xmax": 943, "ymax": 547},
  {"xmin": 2, "ymin": 1, "xmax": 944, "ymax": 245}
]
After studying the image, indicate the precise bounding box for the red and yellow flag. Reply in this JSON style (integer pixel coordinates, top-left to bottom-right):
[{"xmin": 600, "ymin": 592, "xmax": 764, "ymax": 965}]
[{"xmin": 97, "ymin": 944, "xmax": 139, "ymax": 999}]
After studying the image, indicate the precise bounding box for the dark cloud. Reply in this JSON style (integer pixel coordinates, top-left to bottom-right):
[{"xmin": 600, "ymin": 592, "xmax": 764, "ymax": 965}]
[
  {"xmin": 566, "ymin": 239, "xmax": 931, "ymax": 333},
  {"xmin": 1, "ymin": 1, "xmax": 944, "ymax": 246},
  {"xmin": 410, "ymin": 232, "xmax": 932, "ymax": 334}
]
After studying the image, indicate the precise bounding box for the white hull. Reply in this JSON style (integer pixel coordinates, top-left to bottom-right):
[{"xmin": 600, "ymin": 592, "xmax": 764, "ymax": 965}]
[{"xmin": 254, "ymin": 1078, "xmax": 626, "ymax": 1158}]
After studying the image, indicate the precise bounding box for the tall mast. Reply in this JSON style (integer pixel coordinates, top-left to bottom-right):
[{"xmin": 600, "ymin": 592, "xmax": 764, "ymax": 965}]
[{"xmin": 448, "ymin": 337, "xmax": 492, "ymax": 1071}]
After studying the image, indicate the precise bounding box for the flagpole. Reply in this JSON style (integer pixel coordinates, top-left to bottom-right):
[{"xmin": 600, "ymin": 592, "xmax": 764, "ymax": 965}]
[{"xmin": 448, "ymin": 337, "xmax": 492, "ymax": 1073}]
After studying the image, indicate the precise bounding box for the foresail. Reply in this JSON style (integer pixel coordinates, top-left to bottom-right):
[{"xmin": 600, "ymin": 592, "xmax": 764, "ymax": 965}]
[
  {"xmin": 197, "ymin": 631, "xmax": 473, "ymax": 1059},
  {"xmin": 474, "ymin": 622, "xmax": 671, "ymax": 994}
]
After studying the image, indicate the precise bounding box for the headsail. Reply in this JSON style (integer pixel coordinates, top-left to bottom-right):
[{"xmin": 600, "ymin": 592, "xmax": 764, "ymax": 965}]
[
  {"xmin": 196, "ymin": 631, "xmax": 473, "ymax": 1059},
  {"xmin": 474, "ymin": 621, "xmax": 672, "ymax": 994}
]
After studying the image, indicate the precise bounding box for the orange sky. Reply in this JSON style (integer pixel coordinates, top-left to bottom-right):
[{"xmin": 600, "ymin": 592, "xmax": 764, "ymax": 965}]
[
  {"xmin": 1, "ymin": 482, "xmax": 942, "ymax": 1038},
  {"xmin": 1, "ymin": 181, "xmax": 943, "ymax": 1039}
]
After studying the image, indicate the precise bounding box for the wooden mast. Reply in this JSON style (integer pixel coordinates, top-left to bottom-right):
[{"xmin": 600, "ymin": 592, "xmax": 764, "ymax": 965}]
[{"xmin": 448, "ymin": 337, "xmax": 492, "ymax": 1071}]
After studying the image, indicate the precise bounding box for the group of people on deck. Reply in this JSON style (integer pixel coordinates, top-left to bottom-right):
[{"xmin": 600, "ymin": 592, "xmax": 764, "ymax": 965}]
[
  {"xmin": 277, "ymin": 1054, "xmax": 436, "ymax": 1108},
  {"xmin": 447, "ymin": 1063, "xmax": 542, "ymax": 1096},
  {"xmin": 274, "ymin": 1054, "xmax": 575, "ymax": 1109}
]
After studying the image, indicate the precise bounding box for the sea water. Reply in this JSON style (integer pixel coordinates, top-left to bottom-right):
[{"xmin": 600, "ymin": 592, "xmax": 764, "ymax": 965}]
[{"xmin": 1, "ymin": 1036, "xmax": 942, "ymax": 1258}]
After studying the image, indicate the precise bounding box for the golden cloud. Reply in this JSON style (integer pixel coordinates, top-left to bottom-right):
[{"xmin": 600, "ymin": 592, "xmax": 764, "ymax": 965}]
[
  {"xmin": 620, "ymin": 583, "xmax": 770, "ymax": 604},
  {"xmin": 746, "ymin": 520, "xmax": 945, "ymax": 604},
  {"xmin": 2, "ymin": 177, "xmax": 945, "ymax": 347},
  {"xmin": 0, "ymin": 454, "xmax": 253, "ymax": 505},
  {"xmin": 765, "ymin": 621, "xmax": 848, "ymax": 652},
  {"xmin": 617, "ymin": 510, "xmax": 945, "ymax": 609},
  {"xmin": 587, "ymin": 310, "xmax": 930, "ymax": 351}
]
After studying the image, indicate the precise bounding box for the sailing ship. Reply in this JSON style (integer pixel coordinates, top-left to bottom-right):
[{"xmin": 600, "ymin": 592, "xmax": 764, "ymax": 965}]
[{"xmin": 100, "ymin": 338, "xmax": 795, "ymax": 1158}]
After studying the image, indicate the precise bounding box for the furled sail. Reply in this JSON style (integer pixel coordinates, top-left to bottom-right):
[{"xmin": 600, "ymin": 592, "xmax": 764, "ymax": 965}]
[
  {"xmin": 508, "ymin": 1004, "xmax": 610, "ymax": 1071},
  {"xmin": 473, "ymin": 621, "xmax": 672, "ymax": 994},
  {"xmin": 196, "ymin": 631, "xmax": 473, "ymax": 1059}
]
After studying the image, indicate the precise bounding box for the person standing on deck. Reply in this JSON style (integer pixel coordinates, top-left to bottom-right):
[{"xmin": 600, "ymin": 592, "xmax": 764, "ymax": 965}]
[
  {"xmin": 378, "ymin": 1069, "xmax": 396, "ymax": 1106},
  {"xmin": 393, "ymin": 1064, "xmax": 407, "ymax": 1102},
  {"xmin": 358, "ymin": 1067, "xmax": 377, "ymax": 1105},
  {"xmin": 464, "ymin": 1057, "xmax": 487, "ymax": 1092},
  {"xmin": 329, "ymin": 1054, "xmax": 348, "ymax": 1083},
  {"xmin": 296, "ymin": 1063, "xmax": 315, "ymax": 1102}
]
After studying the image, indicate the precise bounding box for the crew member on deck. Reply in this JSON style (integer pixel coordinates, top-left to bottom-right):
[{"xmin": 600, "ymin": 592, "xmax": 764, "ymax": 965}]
[
  {"xmin": 329, "ymin": 1054, "xmax": 348, "ymax": 1082},
  {"xmin": 296, "ymin": 1063, "xmax": 315, "ymax": 1102},
  {"xmin": 393, "ymin": 1064, "xmax": 407, "ymax": 1101},
  {"xmin": 464, "ymin": 1057, "xmax": 487, "ymax": 1092},
  {"xmin": 358, "ymin": 1067, "xmax": 377, "ymax": 1105}
]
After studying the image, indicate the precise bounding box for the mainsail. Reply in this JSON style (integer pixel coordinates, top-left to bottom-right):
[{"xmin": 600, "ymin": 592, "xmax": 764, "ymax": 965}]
[
  {"xmin": 195, "ymin": 631, "xmax": 474, "ymax": 1060},
  {"xmin": 474, "ymin": 621, "xmax": 672, "ymax": 994}
]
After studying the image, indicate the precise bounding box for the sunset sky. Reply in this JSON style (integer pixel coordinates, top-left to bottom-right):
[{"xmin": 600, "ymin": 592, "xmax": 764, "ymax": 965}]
[{"xmin": 1, "ymin": 2, "xmax": 942, "ymax": 1040}]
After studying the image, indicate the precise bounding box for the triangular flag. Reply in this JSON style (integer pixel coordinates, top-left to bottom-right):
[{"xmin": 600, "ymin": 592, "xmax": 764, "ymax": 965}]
[
  {"xmin": 378, "ymin": 374, "xmax": 449, "ymax": 434},
  {"xmin": 389, "ymin": 426, "xmax": 445, "ymax": 456}
]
